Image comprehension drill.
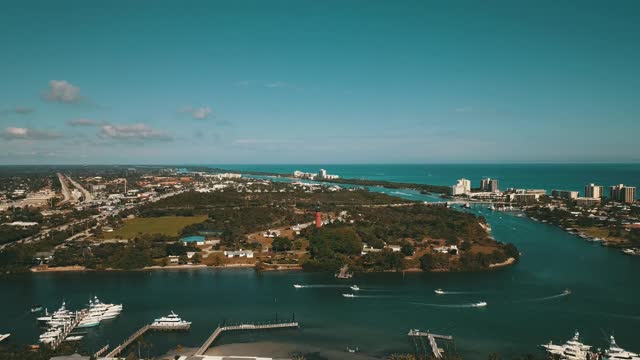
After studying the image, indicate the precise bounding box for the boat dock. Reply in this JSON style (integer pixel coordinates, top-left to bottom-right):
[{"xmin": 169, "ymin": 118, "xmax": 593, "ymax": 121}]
[
  {"xmin": 104, "ymin": 320, "xmax": 193, "ymax": 358},
  {"xmin": 93, "ymin": 344, "xmax": 109, "ymax": 358},
  {"xmin": 194, "ymin": 320, "xmax": 299, "ymax": 356},
  {"xmin": 105, "ymin": 324, "xmax": 150, "ymax": 358},
  {"xmin": 50, "ymin": 310, "xmax": 87, "ymax": 349},
  {"xmin": 408, "ymin": 330, "xmax": 453, "ymax": 359}
]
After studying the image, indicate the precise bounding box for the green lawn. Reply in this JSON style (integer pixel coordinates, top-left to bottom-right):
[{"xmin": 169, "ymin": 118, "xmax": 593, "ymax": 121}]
[{"xmin": 103, "ymin": 215, "xmax": 208, "ymax": 239}]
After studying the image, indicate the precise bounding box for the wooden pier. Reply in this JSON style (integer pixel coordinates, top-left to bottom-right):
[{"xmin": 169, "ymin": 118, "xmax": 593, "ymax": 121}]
[
  {"xmin": 105, "ymin": 324, "xmax": 150, "ymax": 358},
  {"xmin": 93, "ymin": 344, "xmax": 109, "ymax": 358},
  {"xmin": 50, "ymin": 310, "xmax": 87, "ymax": 349},
  {"xmin": 194, "ymin": 321, "xmax": 299, "ymax": 356},
  {"xmin": 408, "ymin": 330, "xmax": 453, "ymax": 359}
]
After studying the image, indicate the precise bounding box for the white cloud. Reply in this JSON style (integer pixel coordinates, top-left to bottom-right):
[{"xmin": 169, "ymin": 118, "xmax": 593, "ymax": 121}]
[
  {"xmin": 99, "ymin": 124, "xmax": 172, "ymax": 141},
  {"xmin": 264, "ymin": 81, "xmax": 288, "ymax": 88},
  {"xmin": 67, "ymin": 118, "xmax": 105, "ymax": 126},
  {"xmin": 1, "ymin": 127, "xmax": 63, "ymax": 140},
  {"xmin": 43, "ymin": 80, "xmax": 81, "ymax": 103},
  {"xmin": 180, "ymin": 106, "xmax": 213, "ymax": 120},
  {"xmin": 455, "ymin": 107, "xmax": 473, "ymax": 113}
]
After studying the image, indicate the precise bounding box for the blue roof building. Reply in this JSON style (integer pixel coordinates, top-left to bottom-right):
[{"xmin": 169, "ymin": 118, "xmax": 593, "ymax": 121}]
[{"xmin": 180, "ymin": 235, "xmax": 205, "ymax": 244}]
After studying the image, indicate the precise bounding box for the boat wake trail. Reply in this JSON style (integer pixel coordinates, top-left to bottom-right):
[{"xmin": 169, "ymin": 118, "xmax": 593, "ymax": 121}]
[
  {"xmin": 409, "ymin": 302, "xmax": 479, "ymax": 308},
  {"xmin": 349, "ymin": 294, "xmax": 397, "ymax": 299},
  {"xmin": 296, "ymin": 284, "xmax": 349, "ymax": 288},
  {"xmin": 437, "ymin": 291, "xmax": 481, "ymax": 295},
  {"xmin": 517, "ymin": 290, "xmax": 572, "ymax": 303},
  {"xmin": 391, "ymin": 191, "xmax": 414, "ymax": 197}
]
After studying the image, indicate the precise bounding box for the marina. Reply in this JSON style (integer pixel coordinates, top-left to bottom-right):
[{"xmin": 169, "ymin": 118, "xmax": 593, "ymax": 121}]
[
  {"xmin": 407, "ymin": 330, "xmax": 453, "ymax": 359},
  {"xmin": 194, "ymin": 319, "xmax": 300, "ymax": 356},
  {"xmin": 105, "ymin": 312, "xmax": 191, "ymax": 358}
]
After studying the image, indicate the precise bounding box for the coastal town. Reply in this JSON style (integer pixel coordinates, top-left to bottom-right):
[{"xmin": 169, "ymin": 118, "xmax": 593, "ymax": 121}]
[
  {"xmin": 443, "ymin": 177, "xmax": 640, "ymax": 255},
  {"xmin": 1, "ymin": 166, "xmax": 639, "ymax": 360}
]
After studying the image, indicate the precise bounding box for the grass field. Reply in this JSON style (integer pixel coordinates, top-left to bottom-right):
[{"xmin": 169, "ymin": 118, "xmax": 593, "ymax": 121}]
[{"xmin": 103, "ymin": 215, "xmax": 208, "ymax": 239}]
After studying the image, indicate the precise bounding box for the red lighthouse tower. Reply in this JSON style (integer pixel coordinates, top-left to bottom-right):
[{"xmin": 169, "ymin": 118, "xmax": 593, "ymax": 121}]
[{"xmin": 315, "ymin": 203, "xmax": 322, "ymax": 228}]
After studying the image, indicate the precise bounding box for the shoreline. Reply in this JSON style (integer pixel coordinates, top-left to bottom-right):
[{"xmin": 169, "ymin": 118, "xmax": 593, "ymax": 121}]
[
  {"xmin": 28, "ymin": 260, "xmax": 516, "ymax": 274},
  {"xmin": 489, "ymin": 257, "xmax": 516, "ymax": 268}
]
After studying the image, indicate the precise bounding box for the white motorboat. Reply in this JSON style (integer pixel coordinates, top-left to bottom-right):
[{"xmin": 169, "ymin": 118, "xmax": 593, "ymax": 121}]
[
  {"xmin": 541, "ymin": 331, "xmax": 592, "ymax": 360},
  {"xmin": 349, "ymin": 285, "xmax": 360, "ymax": 291},
  {"xmin": 31, "ymin": 305, "xmax": 43, "ymax": 313},
  {"xmin": 293, "ymin": 284, "xmax": 304, "ymax": 288},
  {"xmin": 342, "ymin": 293, "xmax": 355, "ymax": 298},
  {"xmin": 64, "ymin": 335, "xmax": 84, "ymax": 341},
  {"xmin": 471, "ymin": 301, "xmax": 487, "ymax": 307},
  {"xmin": 604, "ymin": 335, "xmax": 640, "ymax": 360},
  {"xmin": 151, "ymin": 311, "xmax": 191, "ymax": 328},
  {"xmin": 0, "ymin": 334, "xmax": 10, "ymax": 342},
  {"xmin": 434, "ymin": 289, "xmax": 446, "ymax": 295}
]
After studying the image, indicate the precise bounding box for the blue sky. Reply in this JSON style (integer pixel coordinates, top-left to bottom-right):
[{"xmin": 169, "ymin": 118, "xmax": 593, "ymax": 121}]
[{"xmin": 0, "ymin": 0, "xmax": 639, "ymax": 164}]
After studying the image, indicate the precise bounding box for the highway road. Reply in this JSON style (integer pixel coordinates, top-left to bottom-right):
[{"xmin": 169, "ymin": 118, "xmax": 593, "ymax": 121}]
[
  {"xmin": 65, "ymin": 175, "xmax": 93, "ymax": 203},
  {"xmin": 57, "ymin": 173, "xmax": 72, "ymax": 204}
]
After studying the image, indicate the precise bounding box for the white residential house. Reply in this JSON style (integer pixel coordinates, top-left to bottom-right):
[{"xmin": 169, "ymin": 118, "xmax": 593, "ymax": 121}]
[
  {"xmin": 433, "ymin": 245, "xmax": 459, "ymax": 255},
  {"xmin": 386, "ymin": 245, "xmax": 402, "ymax": 252},
  {"xmin": 224, "ymin": 250, "xmax": 254, "ymax": 258},
  {"xmin": 361, "ymin": 243, "xmax": 383, "ymax": 255}
]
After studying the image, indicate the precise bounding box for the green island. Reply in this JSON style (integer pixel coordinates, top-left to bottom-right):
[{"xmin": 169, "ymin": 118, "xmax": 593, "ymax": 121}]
[{"xmin": 1, "ymin": 178, "xmax": 517, "ymax": 274}]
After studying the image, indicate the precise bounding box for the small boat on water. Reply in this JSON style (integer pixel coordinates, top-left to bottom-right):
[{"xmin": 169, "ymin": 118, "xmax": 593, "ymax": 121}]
[
  {"xmin": 31, "ymin": 305, "xmax": 43, "ymax": 313},
  {"xmin": 293, "ymin": 284, "xmax": 304, "ymax": 288},
  {"xmin": 350, "ymin": 285, "xmax": 360, "ymax": 291},
  {"xmin": 434, "ymin": 289, "xmax": 446, "ymax": 295},
  {"xmin": 0, "ymin": 334, "xmax": 10, "ymax": 342},
  {"xmin": 471, "ymin": 301, "xmax": 487, "ymax": 307},
  {"xmin": 346, "ymin": 346, "xmax": 360, "ymax": 353},
  {"xmin": 342, "ymin": 293, "xmax": 355, "ymax": 298},
  {"xmin": 563, "ymin": 289, "xmax": 572, "ymax": 295}
]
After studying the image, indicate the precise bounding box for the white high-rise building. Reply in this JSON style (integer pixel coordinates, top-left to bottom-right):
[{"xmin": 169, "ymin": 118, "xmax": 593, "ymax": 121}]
[
  {"xmin": 450, "ymin": 178, "xmax": 471, "ymax": 196},
  {"xmin": 584, "ymin": 183, "xmax": 604, "ymax": 198},
  {"xmin": 610, "ymin": 184, "xmax": 636, "ymax": 204}
]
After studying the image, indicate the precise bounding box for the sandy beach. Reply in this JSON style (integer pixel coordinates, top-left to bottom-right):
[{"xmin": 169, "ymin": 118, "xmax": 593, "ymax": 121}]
[{"xmin": 160, "ymin": 341, "xmax": 382, "ymax": 360}]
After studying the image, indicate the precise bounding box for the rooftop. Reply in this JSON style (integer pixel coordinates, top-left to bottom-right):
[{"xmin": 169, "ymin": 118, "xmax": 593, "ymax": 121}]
[{"xmin": 180, "ymin": 235, "xmax": 206, "ymax": 243}]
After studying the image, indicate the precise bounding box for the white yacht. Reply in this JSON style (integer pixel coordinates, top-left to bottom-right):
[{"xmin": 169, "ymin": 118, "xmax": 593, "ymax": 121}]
[
  {"xmin": 541, "ymin": 331, "xmax": 592, "ymax": 360},
  {"xmin": 151, "ymin": 311, "xmax": 191, "ymax": 328},
  {"xmin": 349, "ymin": 285, "xmax": 360, "ymax": 291},
  {"xmin": 0, "ymin": 334, "xmax": 10, "ymax": 342},
  {"xmin": 64, "ymin": 335, "xmax": 84, "ymax": 341},
  {"xmin": 604, "ymin": 335, "xmax": 640, "ymax": 360},
  {"xmin": 471, "ymin": 301, "xmax": 487, "ymax": 307},
  {"xmin": 77, "ymin": 316, "xmax": 101, "ymax": 328},
  {"xmin": 38, "ymin": 302, "xmax": 74, "ymax": 323},
  {"xmin": 342, "ymin": 293, "xmax": 355, "ymax": 298},
  {"xmin": 86, "ymin": 296, "xmax": 122, "ymax": 322}
]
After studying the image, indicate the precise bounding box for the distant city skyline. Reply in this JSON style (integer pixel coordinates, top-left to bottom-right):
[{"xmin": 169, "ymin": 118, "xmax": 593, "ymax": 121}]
[{"xmin": 1, "ymin": 0, "xmax": 639, "ymax": 164}]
